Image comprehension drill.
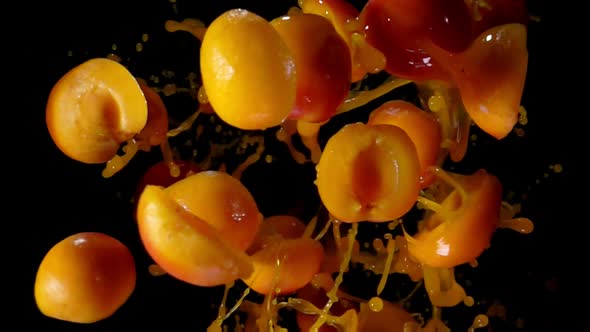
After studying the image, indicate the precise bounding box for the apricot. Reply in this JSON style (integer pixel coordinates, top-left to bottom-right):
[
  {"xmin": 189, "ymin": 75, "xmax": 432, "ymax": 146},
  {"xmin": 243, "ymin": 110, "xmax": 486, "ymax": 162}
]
[
  {"xmin": 165, "ymin": 171, "xmax": 263, "ymax": 251},
  {"xmin": 368, "ymin": 100, "xmax": 442, "ymax": 187},
  {"xmin": 406, "ymin": 169, "xmax": 502, "ymax": 268},
  {"xmin": 243, "ymin": 215, "xmax": 324, "ymax": 295},
  {"xmin": 200, "ymin": 9, "xmax": 296, "ymax": 130},
  {"xmin": 135, "ymin": 80, "xmax": 169, "ymax": 150},
  {"xmin": 316, "ymin": 123, "xmax": 421, "ymax": 223},
  {"xmin": 271, "ymin": 13, "xmax": 351, "ymax": 123},
  {"xmin": 34, "ymin": 232, "xmax": 136, "ymax": 323},
  {"xmin": 243, "ymin": 237, "xmax": 324, "ymax": 295},
  {"xmin": 136, "ymin": 185, "xmax": 253, "ymax": 287},
  {"xmin": 446, "ymin": 24, "xmax": 528, "ymax": 139},
  {"xmin": 46, "ymin": 58, "xmax": 147, "ymax": 163},
  {"xmin": 298, "ymin": 0, "xmax": 386, "ymax": 82},
  {"xmin": 359, "ymin": 1, "xmax": 451, "ymax": 82}
]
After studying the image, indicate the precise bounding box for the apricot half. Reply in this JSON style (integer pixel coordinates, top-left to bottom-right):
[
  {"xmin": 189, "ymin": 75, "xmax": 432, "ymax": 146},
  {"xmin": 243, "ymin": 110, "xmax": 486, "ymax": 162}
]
[
  {"xmin": 135, "ymin": 80, "xmax": 169, "ymax": 150},
  {"xmin": 243, "ymin": 215, "xmax": 324, "ymax": 295},
  {"xmin": 136, "ymin": 185, "xmax": 254, "ymax": 287},
  {"xmin": 368, "ymin": 100, "xmax": 442, "ymax": 187},
  {"xmin": 271, "ymin": 12, "xmax": 351, "ymax": 123},
  {"xmin": 165, "ymin": 171, "xmax": 263, "ymax": 251},
  {"xmin": 34, "ymin": 232, "xmax": 136, "ymax": 323},
  {"xmin": 406, "ymin": 169, "xmax": 503, "ymax": 268},
  {"xmin": 46, "ymin": 58, "xmax": 147, "ymax": 163},
  {"xmin": 443, "ymin": 24, "xmax": 528, "ymax": 139},
  {"xmin": 316, "ymin": 123, "xmax": 421, "ymax": 222}
]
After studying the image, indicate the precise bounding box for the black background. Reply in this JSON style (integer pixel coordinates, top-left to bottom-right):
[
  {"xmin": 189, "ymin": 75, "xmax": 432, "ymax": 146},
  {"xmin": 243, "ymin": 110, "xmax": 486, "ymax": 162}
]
[{"xmin": 21, "ymin": 0, "xmax": 584, "ymax": 331}]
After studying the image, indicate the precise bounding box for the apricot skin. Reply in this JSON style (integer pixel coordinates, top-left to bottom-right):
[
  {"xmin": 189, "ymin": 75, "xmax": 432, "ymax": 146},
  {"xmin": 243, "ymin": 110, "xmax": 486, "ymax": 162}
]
[
  {"xmin": 271, "ymin": 13, "xmax": 351, "ymax": 123},
  {"xmin": 34, "ymin": 232, "xmax": 136, "ymax": 324},
  {"xmin": 368, "ymin": 100, "xmax": 442, "ymax": 187},
  {"xmin": 407, "ymin": 170, "xmax": 502, "ymax": 268},
  {"xmin": 136, "ymin": 185, "xmax": 254, "ymax": 287},
  {"xmin": 200, "ymin": 9, "xmax": 296, "ymax": 130},
  {"xmin": 165, "ymin": 171, "xmax": 263, "ymax": 251},
  {"xmin": 243, "ymin": 237, "xmax": 324, "ymax": 295}
]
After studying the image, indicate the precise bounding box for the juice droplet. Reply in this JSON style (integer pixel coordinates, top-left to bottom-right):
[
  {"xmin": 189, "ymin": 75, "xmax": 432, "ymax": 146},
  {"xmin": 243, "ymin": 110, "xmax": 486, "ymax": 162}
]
[
  {"xmin": 136, "ymin": 42, "xmax": 143, "ymax": 52},
  {"xmin": 463, "ymin": 296, "xmax": 475, "ymax": 307},
  {"xmin": 148, "ymin": 264, "xmax": 167, "ymax": 276},
  {"xmin": 518, "ymin": 106, "xmax": 528, "ymax": 125},
  {"xmin": 468, "ymin": 314, "xmax": 489, "ymax": 332},
  {"xmin": 552, "ymin": 163, "xmax": 563, "ymax": 173},
  {"xmin": 498, "ymin": 217, "xmax": 534, "ymax": 234},
  {"xmin": 368, "ymin": 297, "xmax": 383, "ymax": 312},
  {"xmin": 388, "ymin": 219, "xmax": 401, "ymax": 230},
  {"xmin": 198, "ymin": 86, "xmax": 209, "ymax": 104}
]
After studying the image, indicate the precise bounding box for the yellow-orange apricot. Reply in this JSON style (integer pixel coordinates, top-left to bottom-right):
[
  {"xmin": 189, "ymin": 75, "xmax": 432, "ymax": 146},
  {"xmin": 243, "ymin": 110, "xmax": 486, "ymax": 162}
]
[
  {"xmin": 135, "ymin": 80, "xmax": 169, "ymax": 149},
  {"xmin": 46, "ymin": 58, "xmax": 147, "ymax": 163},
  {"xmin": 243, "ymin": 237, "xmax": 324, "ymax": 295},
  {"xmin": 200, "ymin": 9, "xmax": 296, "ymax": 130},
  {"xmin": 165, "ymin": 171, "xmax": 263, "ymax": 251},
  {"xmin": 316, "ymin": 123, "xmax": 421, "ymax": 222},
  {"xmin": 406, "ymin": 169, "xmax": 502, "ymax": 267},
  {"xmin": 299, "ymin": 0, "xmax": 386, "ymax": 82},
  {"xmin": 244, "ymin": 215, "xmax": 323, "ymax": 295},
  {"xmin": 136, "ymin": 185, "xmax": 253, "ymax": 287},
  {"xmin": 271, "ymin": 13, "xmax": 351, "ymax": 123},
  {"xmin": 368, "ymin": 100, "xmax": 442, "ymax": 187},
  {"xmin": 437, "ymin": 24, "xmax": 528, "ymax": 139},
  {"xmin": 34, "ymin": 232, "xmax": 136, "ymax": 323}
]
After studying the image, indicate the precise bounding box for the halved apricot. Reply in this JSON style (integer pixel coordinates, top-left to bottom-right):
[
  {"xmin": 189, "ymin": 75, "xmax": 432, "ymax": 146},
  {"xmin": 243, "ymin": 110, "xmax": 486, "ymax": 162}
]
[
  {"xmin": 46, "ymin": 58, "xmax": 147, "ymax": 163},
  {"xmin": 316, "ymin": 123, "xmax": 421, "ymax": 222},
  {"xmin": 34, "ymin": 232, "xmax": 136, "ymax": 323},
  {"xmin": 243, "ymin": 237, "xmax": 324, "ymax": 295},
  {"xmin": 406, "ymin": 168, "xmax": 502, "ymax": 267},
  {"xmin": 136, "ymin": 185, "xmax": 253, "ymax": 287},
  {"xmin": 135, "ymin": 80, "xmax": 169, "ymax": 150},
  {"xmin": 298, "ymin": 0, "xmax": 386, "ymax": 82},
  {"xmin": 271, "ymin": 13, "xmax": 351, "ymax": 123},
  {"xmin": 165, "ymin": 171, "xmax": 263, "ymax": 251},
  {"xmin": 243, "ymin": 215, "xmax": 324, "ymax": 295},
  {"xmin": 441, "ymin": 24, "xmax": 528, "ymax": 139},
  {"xmin": 368, "ymin": 100, "xmax": 442, "ymax": 187}
]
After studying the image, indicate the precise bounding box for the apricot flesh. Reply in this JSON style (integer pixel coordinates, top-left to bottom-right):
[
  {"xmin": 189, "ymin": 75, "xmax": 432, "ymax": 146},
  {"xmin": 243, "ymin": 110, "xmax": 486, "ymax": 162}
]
[
  {"xmin": 368, "ymin": 100, "xmax": 442, "ymax": 187},
  {"xmin": 46, "ymin": 58, "xmax": 147, "ymax": 163},
  {"xmin": 316, "ymin": 123, "xmax": 421, "ymax": 222}
]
